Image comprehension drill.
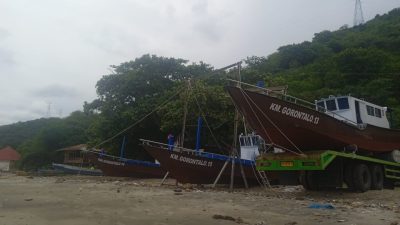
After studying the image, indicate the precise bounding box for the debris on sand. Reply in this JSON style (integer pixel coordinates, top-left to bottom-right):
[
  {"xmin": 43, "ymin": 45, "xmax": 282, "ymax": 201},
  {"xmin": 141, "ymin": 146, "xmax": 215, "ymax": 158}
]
[
  {"xmin": 284, "ymin": 222, "xmax": 297, "ymax": 225},
  {"xmin": 55, "ymin": 178, "xmax": 65, "ymax": 183},
  {"xmin": 212, "ymin": 214, "xmax": 247, "ymax": 224},
  {"xmin": 308, "ymin": 203, "xmax": 335, "ymax": 209},
  {"xmin": 212, "ymin": 214, "xmax": 235, "ymax": 221}
]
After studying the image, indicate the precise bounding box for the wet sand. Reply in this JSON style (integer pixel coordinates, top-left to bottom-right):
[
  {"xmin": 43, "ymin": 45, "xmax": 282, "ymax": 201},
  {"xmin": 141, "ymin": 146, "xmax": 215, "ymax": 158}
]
[{"xmin": 0, "ymin": 174, "xmax": 399, "ymax": 225}]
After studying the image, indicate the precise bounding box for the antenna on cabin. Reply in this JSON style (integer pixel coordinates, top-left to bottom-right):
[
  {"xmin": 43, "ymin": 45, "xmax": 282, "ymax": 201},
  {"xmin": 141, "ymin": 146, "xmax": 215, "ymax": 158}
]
[{"xmin": 353, "ymin": 0, "xmax": 365, "ymax": 26}]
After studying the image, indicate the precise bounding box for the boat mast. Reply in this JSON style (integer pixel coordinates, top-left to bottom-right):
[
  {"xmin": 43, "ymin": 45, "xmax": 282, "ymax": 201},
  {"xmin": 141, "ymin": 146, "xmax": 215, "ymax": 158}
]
[
  {"xmin": 232, "ymin": 63, "xmax": 241, "ymax": 151},
  {"xmin": 119, "ymin": 136, "xmax": 126, "ymax": 158},
  {"xmin": 180, "ymin": 79, "xmax": 190, "ymax": 147},
  {"xmin": 230, "ymin": 62, "xmax": 249, "ymax": 191}
]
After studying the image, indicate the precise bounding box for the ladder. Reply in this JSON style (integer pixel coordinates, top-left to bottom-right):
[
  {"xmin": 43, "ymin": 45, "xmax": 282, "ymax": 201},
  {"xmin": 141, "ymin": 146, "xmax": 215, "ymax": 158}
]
[{"xmin": 257, "ymin": 170, "xmax": 271, "ymax": 189}]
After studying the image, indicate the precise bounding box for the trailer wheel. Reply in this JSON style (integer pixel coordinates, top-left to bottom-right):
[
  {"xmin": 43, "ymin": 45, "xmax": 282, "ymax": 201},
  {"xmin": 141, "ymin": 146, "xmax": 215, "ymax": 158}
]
[
  {"xmin": 384, "ymin": 179, "xmax": 395, "ymax": 189},
  {"xmin": 300, "ymin": 171, "xmax": 310, "ymax": 190},
  {"xmin": 353, "ymin": 163, "xmax": 371, "ymax": 192},
  {"xmin": 369, "ymin": 165, "xmax": 383, "ymax": 190},
  {"xmin": 300, "ymin": 171, "xmax": 320, "ymax": 191},
  {"xmin": 344, "ymin": 164, "xmax": 354, "ymax": 190}
]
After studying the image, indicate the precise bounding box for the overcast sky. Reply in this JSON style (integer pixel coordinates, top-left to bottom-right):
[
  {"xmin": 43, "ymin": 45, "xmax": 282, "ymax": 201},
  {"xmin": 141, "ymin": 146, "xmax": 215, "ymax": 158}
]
[{"xmin": 0, "ymin": 0, "xmax": 399, "ymax": 125}]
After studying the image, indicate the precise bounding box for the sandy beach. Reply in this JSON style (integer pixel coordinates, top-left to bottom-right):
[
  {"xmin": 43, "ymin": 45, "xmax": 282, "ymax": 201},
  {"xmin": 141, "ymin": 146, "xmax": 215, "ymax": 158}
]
[{"xmin": 0, "ymin": 174, "xmax": 399, "ymax": 225}]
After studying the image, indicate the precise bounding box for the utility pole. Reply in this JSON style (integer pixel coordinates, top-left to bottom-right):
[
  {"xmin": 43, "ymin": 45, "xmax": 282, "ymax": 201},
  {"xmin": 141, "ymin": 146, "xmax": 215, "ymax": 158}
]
[{"xmin": 353, "ymin": 0, "xmax": 365, "ymax": 26}]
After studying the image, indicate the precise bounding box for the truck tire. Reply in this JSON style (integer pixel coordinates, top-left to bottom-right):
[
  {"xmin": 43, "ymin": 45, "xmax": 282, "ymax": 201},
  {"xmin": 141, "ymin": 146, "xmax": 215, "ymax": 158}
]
[
  {"xmin": 344, "ymin": 164, "xmax": 354, "ymax": 190},
  {"xmin": 353, "ymin": 163, "xmax": 371, "ymax": 192},
  {"xmin": 369, "ymin": 165, "xmax": 383, "ymax": 190},
  {"xmin": 300, "ymin": 171, "xmax": 320, "ymax": 191}
]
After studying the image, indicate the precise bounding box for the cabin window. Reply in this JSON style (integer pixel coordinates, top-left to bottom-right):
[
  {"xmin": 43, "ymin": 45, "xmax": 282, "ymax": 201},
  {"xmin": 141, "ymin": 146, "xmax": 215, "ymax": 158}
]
[
  {"xmin": 337, "ymin": 97, "xmax": 350, "ymax": 110},
  {"xmin": 375, "ymin": 108, "xmax": 382, "ymax": 118},
  {"xmin": 246, "ymin": 137, "xmax": 252, "ymax": 146},
  {"xmin": 239, "ymin": 137, "xmax": 245, "ymax": 146},
  {"xmin": 326, "ymin": 99, "xmax": 337, "ymax": 111},
  {"xmin": 316, "ymin": 101, "xmax": 325, "ymax": 110},
  {"xmin": 252, "ymin": 136, "xmax": 259, "ymax": 146},
  {"xmin": 366, "ymin": 105, "xmax": 375, "ymax": 116}
]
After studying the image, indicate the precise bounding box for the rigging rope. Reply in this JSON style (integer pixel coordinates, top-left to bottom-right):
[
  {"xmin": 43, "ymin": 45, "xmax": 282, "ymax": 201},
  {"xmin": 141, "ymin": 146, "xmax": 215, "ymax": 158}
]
[
  {"xmin": 239, "ymin": 88, "xmax": 305, "ymax": 156},
  {"xmin": 192, "ymin": 92, "xmax": 222, "ymax": 150},
  {"xmin": 92, "ymin": 86, "xmax": 185, "ymax": 149}
]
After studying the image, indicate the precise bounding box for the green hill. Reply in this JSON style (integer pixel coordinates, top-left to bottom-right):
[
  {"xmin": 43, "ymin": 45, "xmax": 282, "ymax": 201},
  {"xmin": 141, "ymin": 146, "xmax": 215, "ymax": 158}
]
[
  {"xmin": 242, "ymin": 8, "xmax": 400, "ymax": 127},
  {"xmin": 0, "ymin": 112, "xmax": 95, "ymax": 170},
  {"xmin": 2, "ymin": 8, "xmax": 400, "ymax": 170},
  {"xmin": 0, "ymin": 118, "xmax": 62, "ymax": 149}
]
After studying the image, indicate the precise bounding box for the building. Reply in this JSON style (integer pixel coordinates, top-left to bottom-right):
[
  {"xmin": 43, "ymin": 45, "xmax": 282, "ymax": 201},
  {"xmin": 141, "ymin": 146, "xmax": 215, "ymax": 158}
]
[
  {"xmin": 0, "ymin": 146, "xmax": 21, "ymax": 171},
  {"xmin": 56, "ymin": 144, "xmax": 89, "ymax": 166}
]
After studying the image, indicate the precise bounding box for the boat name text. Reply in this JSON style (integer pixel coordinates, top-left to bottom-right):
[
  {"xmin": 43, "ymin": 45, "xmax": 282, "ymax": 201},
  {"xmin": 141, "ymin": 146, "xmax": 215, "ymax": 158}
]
[
  {"xmin": 170, "ymin": 154, "xmax": 213, "ymax": 167},
  {"xmin": 269, "ymin": 103, "xmax": 319, "ymax": 125}
]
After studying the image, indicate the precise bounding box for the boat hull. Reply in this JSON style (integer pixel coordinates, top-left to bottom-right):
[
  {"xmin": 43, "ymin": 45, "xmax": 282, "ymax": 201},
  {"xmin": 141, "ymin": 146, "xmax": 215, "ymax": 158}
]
[
  {"xmin": 142, "ymin": 144, "xmax": 274, "ymax": 185},
  {"xmin": 89, "ymin": 153, "xmax": 165, "ymax": 178},
  {"xmin": 226, "ymin": 86, "xmax": 400, "ymax": 153},
  {"xmin": 52, "ymin": 163, "xmax": 103, "ymax": 176}
]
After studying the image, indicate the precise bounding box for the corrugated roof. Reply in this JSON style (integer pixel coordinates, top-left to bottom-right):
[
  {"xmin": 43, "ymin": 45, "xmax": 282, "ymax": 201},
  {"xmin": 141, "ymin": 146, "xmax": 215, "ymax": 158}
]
[
  {"xmin": 0, "ymin": 146, "xmax": 21, "ymax": 161},
  {"xmin": 56, "ymin": 144, "xmax": 87, "ymax": 152}
]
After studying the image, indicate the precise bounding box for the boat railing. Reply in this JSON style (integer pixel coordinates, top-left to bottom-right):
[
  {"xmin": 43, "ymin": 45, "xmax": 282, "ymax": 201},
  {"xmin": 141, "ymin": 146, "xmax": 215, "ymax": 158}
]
[
  {"xmin": 140, "ymin": 139, "xmax": 197, "ymax": 153},
  {"xmin": 228, "ymin": 79, "xmax": 360, "ymax": 127},
  {"xmin": 84, "ymin": 149, "xmax": 127, "ymax": 161},
  {"xmin": 140, "ymin": 139, "xmax": 255, "ymax": 165},
  {"xmin": 84, "ymin": 149, "xmax": 160, "ymax": 166}
]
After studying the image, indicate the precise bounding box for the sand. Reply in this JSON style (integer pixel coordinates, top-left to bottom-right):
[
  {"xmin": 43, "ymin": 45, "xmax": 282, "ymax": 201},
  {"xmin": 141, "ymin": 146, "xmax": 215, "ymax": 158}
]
[{"xmin": 0, "ymin": 174, "xmax": 399, "ymax": 225}]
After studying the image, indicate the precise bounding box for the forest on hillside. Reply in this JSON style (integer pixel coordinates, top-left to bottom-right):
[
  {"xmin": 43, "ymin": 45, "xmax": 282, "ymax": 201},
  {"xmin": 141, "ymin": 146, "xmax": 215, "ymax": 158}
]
[{"xmin": 2, "ymin": 8, "xmax": 400, "ymax": 170}]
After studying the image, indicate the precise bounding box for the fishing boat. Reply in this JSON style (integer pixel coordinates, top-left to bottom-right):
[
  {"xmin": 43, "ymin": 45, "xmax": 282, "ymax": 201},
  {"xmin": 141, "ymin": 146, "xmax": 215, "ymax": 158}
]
[
  {"xmin": 141, "ymin": 133, "xmax": 274, "ymax": 185},
  {"xmin": 52, "ymin": 163, "xmax": 103, "ymax": 176},
  {"xmin": 226, "ymin": 82, "xmax": 400, "ymax": 155},
  {"xmin": 87, "ymin": 151, "xmax": 166, "ymax": 178}
]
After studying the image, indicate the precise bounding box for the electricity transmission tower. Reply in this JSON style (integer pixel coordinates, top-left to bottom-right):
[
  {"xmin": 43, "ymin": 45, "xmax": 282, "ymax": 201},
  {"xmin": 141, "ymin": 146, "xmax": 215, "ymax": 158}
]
[
  {"xmin": 46, "ymin": 102, "xmax": 52, "ymax": 117},
  {"xmin": 353, "ymin": 0, "xmax": 365, "ymax": 26}
]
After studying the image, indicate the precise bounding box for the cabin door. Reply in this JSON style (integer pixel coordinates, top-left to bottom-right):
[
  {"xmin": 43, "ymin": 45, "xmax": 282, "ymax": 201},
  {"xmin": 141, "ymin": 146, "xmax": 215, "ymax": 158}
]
[{"xmin": 355, "ymin": 100, "xmax": 362, "ymax": 123}]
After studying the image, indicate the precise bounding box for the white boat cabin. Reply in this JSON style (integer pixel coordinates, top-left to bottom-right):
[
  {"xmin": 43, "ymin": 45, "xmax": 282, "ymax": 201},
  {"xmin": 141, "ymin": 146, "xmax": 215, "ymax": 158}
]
[
  {"xmin": 239, "ymin": 133, "xmax": 264, "ymax": 160},
  {"xmin": 315, "ymin": 95, "xmax": 390, "ymax": 128}
]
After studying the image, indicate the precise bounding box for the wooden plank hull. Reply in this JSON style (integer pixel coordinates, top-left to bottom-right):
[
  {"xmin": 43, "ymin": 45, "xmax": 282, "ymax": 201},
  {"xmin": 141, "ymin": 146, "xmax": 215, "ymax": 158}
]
[
  {"xmin": 142, "ymin": 144, "xmax": 275, "ymax": 185},
  {"xmin": 226, "ymin": 86, "xmax": 400, "ymax": 153},
  {"xmin": 89, "ymin": 153, "xmax": 165, "ymax": 178}
]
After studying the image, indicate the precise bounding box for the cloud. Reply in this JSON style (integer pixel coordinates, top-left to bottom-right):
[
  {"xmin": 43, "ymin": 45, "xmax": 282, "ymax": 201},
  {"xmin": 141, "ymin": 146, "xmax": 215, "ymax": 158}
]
[
  {"xmin": 0, "ymin": 0, "xmax": 398, "ymax": 126},
  {"xmin": 0, "ymin": 48, "xmax": 14, "ymax": 66},
  {"xmin": 32, "ymin": 84, "xmax": 80, "ymax": 99},
  {"xmin": 0, "ymin": 27, "xmax": 9, "ymax": 40},
  {"xmin": 0, "ymin": 27, "xmax": 15, "ymax": 68}
]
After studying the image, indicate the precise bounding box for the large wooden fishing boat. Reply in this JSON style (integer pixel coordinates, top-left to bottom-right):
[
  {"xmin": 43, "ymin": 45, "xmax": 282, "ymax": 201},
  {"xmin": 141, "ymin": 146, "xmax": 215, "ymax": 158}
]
[
  {"xmin": 226, "ymin": 84, "xmax": 400, "ymax": 154},
  {"xmin": 140, "ymin": 134, "xmax": 275, "ymax": 185},
  {"xmin": 88, "ymin": 152, "xmax": 165, "ymax": 178}
]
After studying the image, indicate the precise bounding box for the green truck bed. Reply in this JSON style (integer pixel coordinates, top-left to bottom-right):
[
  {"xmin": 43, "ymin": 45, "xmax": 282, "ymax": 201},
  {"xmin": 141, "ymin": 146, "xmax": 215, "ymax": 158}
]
[{"xmin": 256, "ymin": 150, "xmax": 400, "ymax": 180}]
